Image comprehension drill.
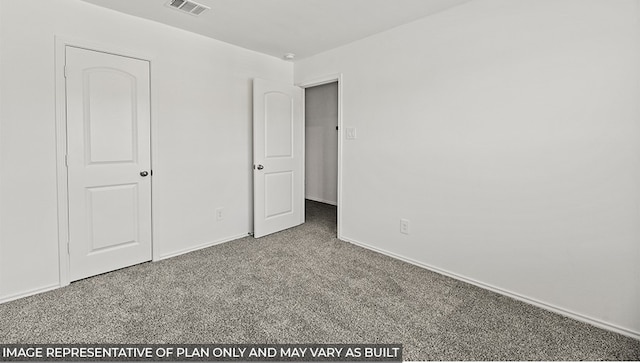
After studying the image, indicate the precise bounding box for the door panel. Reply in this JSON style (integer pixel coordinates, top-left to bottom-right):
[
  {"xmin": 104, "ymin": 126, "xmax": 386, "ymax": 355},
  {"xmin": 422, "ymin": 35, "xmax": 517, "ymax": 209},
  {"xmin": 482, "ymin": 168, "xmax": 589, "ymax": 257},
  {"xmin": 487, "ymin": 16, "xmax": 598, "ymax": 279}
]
[
  {"xmin": 253, "ymin": 79, "xmax": 304, "ymax": 238},
  {"xmin": 265, "ymin": 171, "xmax": 293, "ymax": 219},
  {"xmin": 86, "ymin": 184, "xmax": 138, "ymax": 253},
  {"xmin": 66, "ymin": 46, "xmax": 152, "ymax": 281},
  {"xmin": 85, "ymin": 70, "xmax": 137, "ymax": 164},
  {"xmin": 265, "ymin": 92, "xmax": 293, "ymax": 158}
]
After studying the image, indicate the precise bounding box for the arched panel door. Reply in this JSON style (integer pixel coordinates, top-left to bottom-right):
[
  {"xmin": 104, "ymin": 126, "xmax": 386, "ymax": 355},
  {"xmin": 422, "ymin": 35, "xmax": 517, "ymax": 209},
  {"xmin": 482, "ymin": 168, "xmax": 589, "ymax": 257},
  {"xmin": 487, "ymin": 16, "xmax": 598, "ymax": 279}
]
[
  {"xmin": 253, "ymin": 78, "xmax": 304, "ymax": 238},
  {"xmin": 66, "ymin": 46, "xmax": 151, "ymax": 281}
]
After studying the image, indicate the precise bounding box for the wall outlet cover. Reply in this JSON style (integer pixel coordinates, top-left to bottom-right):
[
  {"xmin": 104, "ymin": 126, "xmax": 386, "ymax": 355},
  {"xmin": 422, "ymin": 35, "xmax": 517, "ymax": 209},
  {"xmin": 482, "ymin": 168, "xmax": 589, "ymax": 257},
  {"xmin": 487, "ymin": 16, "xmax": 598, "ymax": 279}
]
[{"xmin": 400, "ymin": 219, "xmax": 410, "ymax": 235}]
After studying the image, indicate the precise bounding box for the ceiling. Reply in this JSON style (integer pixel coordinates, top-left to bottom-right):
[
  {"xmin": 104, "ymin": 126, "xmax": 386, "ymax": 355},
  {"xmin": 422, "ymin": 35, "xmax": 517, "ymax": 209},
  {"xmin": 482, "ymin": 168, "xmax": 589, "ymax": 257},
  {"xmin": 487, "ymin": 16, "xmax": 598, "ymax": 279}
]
[{"xmin": 81, "ymin": 0, "xmax": 472, "ymax": 60}]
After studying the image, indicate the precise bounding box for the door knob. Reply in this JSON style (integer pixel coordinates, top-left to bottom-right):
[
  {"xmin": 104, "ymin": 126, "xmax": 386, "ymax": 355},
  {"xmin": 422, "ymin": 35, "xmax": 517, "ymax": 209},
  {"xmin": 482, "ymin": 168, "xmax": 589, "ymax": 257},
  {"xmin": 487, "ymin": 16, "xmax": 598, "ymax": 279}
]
[
  {"xmin": 257, "ymin": 165, "xmax": 264, "ymax": 170},
  {"xmin": 140, "ymin": 171, "xmax": 149, "ymax": 177}
]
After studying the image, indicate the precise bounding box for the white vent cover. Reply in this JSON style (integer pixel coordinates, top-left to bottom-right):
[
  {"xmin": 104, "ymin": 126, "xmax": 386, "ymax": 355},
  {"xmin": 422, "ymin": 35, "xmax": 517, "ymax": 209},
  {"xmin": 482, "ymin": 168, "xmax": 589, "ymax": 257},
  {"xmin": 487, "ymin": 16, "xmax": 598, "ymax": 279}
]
[{"xmin": 167, "ymin": 0, "xmax": 210, "ymax": 16}]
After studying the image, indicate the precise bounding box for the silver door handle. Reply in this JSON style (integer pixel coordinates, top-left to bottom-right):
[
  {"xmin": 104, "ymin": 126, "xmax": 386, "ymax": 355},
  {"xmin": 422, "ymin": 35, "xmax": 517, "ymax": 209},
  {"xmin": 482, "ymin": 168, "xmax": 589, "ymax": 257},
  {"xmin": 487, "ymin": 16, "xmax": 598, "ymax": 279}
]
[
  {"xmin": 256, "ymin": 165, "xmax": 264, "ymax": 170},
  {"xmin": 140, "ymin": 171, "xmax": 149, "ymax": 177}
]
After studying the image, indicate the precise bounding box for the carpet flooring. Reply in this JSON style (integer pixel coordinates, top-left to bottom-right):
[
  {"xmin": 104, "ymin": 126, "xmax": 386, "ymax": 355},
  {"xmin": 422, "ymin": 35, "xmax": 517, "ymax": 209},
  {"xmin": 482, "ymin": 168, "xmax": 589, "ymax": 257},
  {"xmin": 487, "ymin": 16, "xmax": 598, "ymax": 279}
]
[{"xmin": 1, "ymin": 200, "xmax": 639, "ymax": 360}]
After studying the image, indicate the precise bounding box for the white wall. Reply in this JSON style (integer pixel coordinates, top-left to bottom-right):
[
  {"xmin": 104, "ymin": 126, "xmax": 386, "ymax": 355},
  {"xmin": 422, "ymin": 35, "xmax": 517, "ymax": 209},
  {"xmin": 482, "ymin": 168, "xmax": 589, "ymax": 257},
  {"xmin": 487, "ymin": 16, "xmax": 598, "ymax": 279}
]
[
  {"xmin": 305, "ymin": 82, "xmax": 338, "ymax": 205},
  {"xmin": 295, "ymin": 0, "xmax": 640, "ymax": 338},
  {"xmin": 0, "ymin": 0, "xmax": 292, "ymax": 300},
  {"xmin": 0, "ymin": 0, "xmax": 3, "ymax": 301}
]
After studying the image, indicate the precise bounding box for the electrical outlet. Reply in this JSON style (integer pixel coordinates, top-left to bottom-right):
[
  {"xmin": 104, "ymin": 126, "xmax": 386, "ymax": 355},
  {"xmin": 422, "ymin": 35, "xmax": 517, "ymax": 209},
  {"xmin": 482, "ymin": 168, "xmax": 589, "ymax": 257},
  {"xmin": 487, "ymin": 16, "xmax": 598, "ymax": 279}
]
[
  {"xmin": 400, "ymin": 219, "xmax": 410, "ymax": 235},
  {"xmin": 216, "ymin": 208, "xmax": 224, "ymax": 221}
]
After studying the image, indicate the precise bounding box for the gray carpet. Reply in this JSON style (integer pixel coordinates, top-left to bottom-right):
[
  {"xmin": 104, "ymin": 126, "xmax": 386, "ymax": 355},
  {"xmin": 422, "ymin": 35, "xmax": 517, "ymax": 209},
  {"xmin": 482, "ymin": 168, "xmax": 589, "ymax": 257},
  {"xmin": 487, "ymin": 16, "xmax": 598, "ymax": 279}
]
[{"xmin": 1, "ymin": 200, "xmax": 638, "ymax": 360}]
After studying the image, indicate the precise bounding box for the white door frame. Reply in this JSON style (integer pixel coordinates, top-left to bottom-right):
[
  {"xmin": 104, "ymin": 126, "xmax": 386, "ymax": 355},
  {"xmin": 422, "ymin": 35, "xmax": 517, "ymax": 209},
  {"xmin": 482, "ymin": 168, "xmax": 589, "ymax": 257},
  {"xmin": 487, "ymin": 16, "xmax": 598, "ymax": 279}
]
[
  {"xmin": 297, "ymin": 74, "xmax": 344, "ymax": 239},
  {"xmin": 54, "ymin": 36, "xmax": 158, "ymax": 287}
]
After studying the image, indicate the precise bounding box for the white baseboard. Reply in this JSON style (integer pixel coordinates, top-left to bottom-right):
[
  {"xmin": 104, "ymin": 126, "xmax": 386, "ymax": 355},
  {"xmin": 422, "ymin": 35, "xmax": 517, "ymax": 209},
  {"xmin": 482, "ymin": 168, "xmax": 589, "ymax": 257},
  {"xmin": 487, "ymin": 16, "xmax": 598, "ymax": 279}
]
[
  {"xmin": 0, "ymin": 283, "xmax": 61, "ymax": 305},
  {"xmin": 340, "ymin": 235, "xmax": 640, "ymax": 341},
  {"xmin": 155, "ymin": 233, "xmax": 249, "ymax": 261},
  {"xmin": 305, "ymin": 196, "xmax": 337, "ymax": 206},
  {"xmin": 0, "ymin": 234, "xmax": 249, "ymax": 305}
]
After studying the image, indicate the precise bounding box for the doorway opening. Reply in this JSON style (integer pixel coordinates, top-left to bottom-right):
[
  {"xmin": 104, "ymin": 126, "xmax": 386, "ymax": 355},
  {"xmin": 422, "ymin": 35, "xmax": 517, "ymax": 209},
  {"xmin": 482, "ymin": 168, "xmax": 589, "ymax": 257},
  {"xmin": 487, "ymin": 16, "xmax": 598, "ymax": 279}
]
[
  {"xmin": 252, "ymin": 76, "xmax": 342, "ymax": 239},
  {"xmin": 301, "ymin": 75, "xmax": 342, "ymax": 238}
]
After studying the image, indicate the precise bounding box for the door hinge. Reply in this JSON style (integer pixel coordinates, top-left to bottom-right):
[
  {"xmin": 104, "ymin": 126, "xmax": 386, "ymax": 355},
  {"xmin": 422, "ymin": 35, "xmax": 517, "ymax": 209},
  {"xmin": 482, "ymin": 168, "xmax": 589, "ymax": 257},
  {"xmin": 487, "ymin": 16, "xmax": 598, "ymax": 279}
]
[
  {"xmin": 64, "ymin": 65, "xmax": 67, "ymax": 78},
  {"xmin": 65, "ymin": 155, "xmax": 69, "ymax": 167},
  {"xmin": 67, "ymin": 242, "xmax": 70, "ymax": 255}
]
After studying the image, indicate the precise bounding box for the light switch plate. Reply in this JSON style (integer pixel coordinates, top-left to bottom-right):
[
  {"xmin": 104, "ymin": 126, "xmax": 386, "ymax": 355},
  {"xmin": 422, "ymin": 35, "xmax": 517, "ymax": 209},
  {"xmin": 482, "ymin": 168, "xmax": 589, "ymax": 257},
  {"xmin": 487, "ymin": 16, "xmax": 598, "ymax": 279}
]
[{"xmin": 346, "ymin": 127, "xmax": 357, "ymax": 140}]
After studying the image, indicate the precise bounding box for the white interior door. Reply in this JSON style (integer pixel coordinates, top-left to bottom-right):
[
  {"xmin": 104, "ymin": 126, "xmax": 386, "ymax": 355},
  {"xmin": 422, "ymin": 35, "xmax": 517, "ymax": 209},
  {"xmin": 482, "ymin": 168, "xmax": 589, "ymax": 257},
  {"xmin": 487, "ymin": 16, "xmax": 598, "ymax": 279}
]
[
  {"xmin": 253, "ymin": 78, "xmax": 304, "ymax": 238},
  {"xmin": 66, "ymin": 46, "xmax": 152, "ymax": 281}
]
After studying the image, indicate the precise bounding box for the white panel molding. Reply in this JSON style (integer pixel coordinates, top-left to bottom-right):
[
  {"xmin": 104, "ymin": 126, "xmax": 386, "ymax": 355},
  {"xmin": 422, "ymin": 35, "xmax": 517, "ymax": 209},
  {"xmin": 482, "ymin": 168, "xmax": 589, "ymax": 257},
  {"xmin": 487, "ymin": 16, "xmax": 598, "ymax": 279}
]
[
  {"xmin": 156, "ymin": 233, "xmax": 248, "ymax": 261},
  {"xmin": 0, "ymin": 284, "xmax": 61, "ymax": 305},
  {"xmin": 298, "ymin": 74, "xmax": 343, "ymax": 237},
  {"xmin": 54, "ymin": 35, "xmax": 157, "ymax": 287},
  {"xmin": 305, "ymin": 196, "xmax": 337, "ymax": 206},
  {"xmin": 340, "ymin": 235, "xmax": 640, "ymax": 341}
]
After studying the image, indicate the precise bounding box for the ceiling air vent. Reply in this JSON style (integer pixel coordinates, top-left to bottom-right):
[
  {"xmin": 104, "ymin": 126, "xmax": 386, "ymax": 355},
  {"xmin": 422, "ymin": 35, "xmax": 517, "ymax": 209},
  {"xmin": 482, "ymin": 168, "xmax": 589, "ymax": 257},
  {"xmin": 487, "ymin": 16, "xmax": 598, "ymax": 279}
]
[{"xmin": 167, "ymin": 0, "xmax": 210, "ymax": 16}]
